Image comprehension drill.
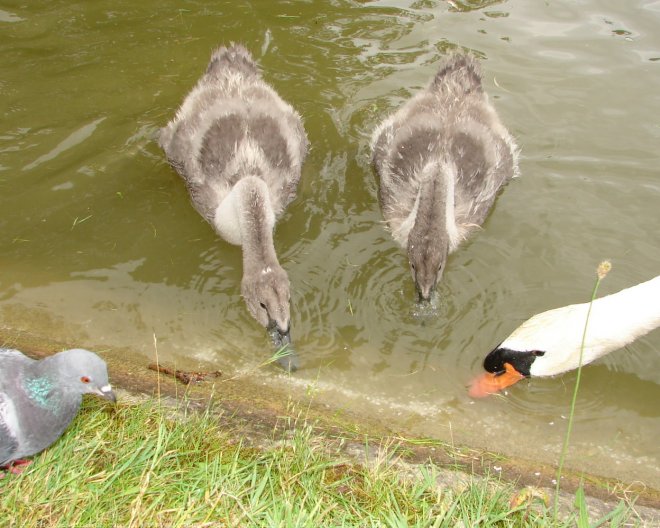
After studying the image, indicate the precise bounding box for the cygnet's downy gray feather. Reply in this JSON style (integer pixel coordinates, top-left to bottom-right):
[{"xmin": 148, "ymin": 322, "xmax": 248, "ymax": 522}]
[
  {"xmin": 371, "ymin": 54, "xmax": 518, "ymax": 302},
  {"xmin": 159, "ymin": 45, "xmax": 308, "ymax": 371},
  {"xmin": 0, "ymin": 348, "xmax": 115, "ymax": 473}
]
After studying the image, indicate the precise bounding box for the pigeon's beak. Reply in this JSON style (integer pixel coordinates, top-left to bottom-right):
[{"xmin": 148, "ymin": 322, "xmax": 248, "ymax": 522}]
[{"xmin": 97, "ymin": 384, "xmax": 117, "ymax": 403}]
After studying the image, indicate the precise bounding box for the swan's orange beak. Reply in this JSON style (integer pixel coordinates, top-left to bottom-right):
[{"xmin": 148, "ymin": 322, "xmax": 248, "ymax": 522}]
[{"xmin": 468, "ymin": 362, "xmax": 525, "ymax": 398}]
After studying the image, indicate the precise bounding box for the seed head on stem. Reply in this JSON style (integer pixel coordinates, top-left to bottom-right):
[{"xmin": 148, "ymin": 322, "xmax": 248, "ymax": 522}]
[{"xmin": 596, "ymin": 260, "xmax": 612, "ymax": 280}]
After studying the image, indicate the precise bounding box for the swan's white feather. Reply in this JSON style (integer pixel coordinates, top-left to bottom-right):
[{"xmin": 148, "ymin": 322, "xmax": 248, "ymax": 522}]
[{"xmin": 501, "ymin": 276, "xmax": 660, "ymax": 377}]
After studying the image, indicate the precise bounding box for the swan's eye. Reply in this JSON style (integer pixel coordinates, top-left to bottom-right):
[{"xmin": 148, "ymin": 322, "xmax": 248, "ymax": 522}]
[{"xmin": 80, "ymin": 376, "xmax": 90, "ymax": 384}]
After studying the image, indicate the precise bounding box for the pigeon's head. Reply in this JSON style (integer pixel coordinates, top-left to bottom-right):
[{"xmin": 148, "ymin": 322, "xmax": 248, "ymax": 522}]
[{"xmin": 54, "ymin": 349, "xmax": 116, "ymax": 402}]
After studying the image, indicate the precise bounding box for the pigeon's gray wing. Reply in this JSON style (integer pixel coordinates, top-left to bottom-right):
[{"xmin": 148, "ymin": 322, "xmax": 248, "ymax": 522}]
[
  {"xmin": 0, "ymin": 347, "xmax": 32, "ymax": 364},
  {"xmin": 0, "ymin": 392, "xmax": 19, "ymax": 465},
  {"xmin": 0, "ymin": 348, "xmax": 31, "ymax": 465}
]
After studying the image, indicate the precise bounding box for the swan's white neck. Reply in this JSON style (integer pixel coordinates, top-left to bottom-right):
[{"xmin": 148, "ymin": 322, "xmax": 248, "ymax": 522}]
[
  {"xmin": 213, "ymin": 176, "xmax": 279, "ymax": 271},
  {"xmin": 502, "ymin": 275, "xmax": 660, "ymax": 377}
]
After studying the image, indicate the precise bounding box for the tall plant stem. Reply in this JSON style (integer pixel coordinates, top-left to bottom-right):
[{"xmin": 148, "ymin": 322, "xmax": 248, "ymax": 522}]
[{"xmin": 553, "ymin": 267, "xmax": 608, "ymax": 518}]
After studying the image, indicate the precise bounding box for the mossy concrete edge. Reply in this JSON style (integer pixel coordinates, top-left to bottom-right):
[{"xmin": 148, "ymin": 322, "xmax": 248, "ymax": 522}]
[{"xmin": 4, "ymin": 327, "xmax": 659, "ymax": 520}]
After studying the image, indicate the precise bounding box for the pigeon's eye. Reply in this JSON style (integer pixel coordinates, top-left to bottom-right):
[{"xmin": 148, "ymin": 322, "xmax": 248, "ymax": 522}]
[{"xmin": 80, "ymin": 376, "xmax": 90, "ymax": 384}]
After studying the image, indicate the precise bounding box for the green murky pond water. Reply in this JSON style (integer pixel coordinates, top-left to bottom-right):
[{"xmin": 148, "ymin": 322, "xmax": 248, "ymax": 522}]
[{"xmin": 2, "ymin": 0, "xmax": 659, "ymax": 486}]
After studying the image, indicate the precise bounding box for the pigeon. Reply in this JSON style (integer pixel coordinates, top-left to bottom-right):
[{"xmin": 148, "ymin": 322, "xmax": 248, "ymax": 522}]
[{"xmin": 0, "ymin": 348, "xmax": 116, "ymax": 475}]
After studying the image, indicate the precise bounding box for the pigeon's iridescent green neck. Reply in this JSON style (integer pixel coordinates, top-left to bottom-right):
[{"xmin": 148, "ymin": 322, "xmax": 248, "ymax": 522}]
[{"xmin": 24, "ymin": 376, "xmax": 58, "ymax": 409}]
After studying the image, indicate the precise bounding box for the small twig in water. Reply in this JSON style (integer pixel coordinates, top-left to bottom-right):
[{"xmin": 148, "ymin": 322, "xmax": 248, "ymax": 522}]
[
  {"xmin": 71, "ymin": 214, "xmax": 92, "ymax": 230},
  {"xmin": 148, "ymin": 363, "xmax": 222, "ymax": 385}
]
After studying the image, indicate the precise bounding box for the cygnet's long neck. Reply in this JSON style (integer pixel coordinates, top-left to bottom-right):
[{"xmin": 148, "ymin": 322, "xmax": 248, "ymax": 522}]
[
  {"xmin": 410, "ymin": 163, "xmax": 455, "ymax": 245},
  {"xmin": 232, "ymin": 176, "xmax": 280, "ymax": 274}
]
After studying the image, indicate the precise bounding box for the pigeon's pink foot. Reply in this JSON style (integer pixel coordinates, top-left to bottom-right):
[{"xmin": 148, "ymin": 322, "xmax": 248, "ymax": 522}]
[{"xmin": 0, "ymin": 459, "xmax": 32, "ymax": 476}]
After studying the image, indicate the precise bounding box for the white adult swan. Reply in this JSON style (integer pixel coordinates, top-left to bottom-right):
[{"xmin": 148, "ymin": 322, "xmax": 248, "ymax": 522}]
[
  {"xmin": 159, "ymin": 44, "xmax": 308, "ymax": 371},
  {"xmin": 371, "ymin": 54, "xmax": 518, "ymax": 302},
  {"xmin": 470, "ymin": 275, "xmax": 660, "ymax": 397}
]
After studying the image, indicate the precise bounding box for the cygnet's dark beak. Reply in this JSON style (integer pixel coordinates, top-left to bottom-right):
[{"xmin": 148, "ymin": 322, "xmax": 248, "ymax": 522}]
[
  {"xmin": 97, "ymin": 384, "xmax": 117, "ymax": 403},
  {"xmin": 416, "ymin": 290, "xmax": 431, "ymax": 304},
  {"xmin": 415, "ymin": 284, "xmax": 436, "ymax": 305},
  {"xmin": 268, "ymin": 324, "xmax": 299, "ymax": 372},
  {"xmin": 275, "ymin": 325, "xmax": 291, "ymax": 347}
]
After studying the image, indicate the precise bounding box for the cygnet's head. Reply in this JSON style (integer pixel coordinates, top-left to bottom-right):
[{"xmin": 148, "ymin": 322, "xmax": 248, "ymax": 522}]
[
  {"xmin": 242, "ymin": 264, "xmax": 292, "ymax": 347},
  {"xmin": 407, "ymin": 236, "xmax": 449, "ymax": 303}
]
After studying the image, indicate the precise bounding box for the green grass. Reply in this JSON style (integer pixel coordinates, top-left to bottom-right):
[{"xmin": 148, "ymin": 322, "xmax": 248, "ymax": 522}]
[{"xmin": 0, "ymin": 397, "xmax": 602, "ymax": 528}]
